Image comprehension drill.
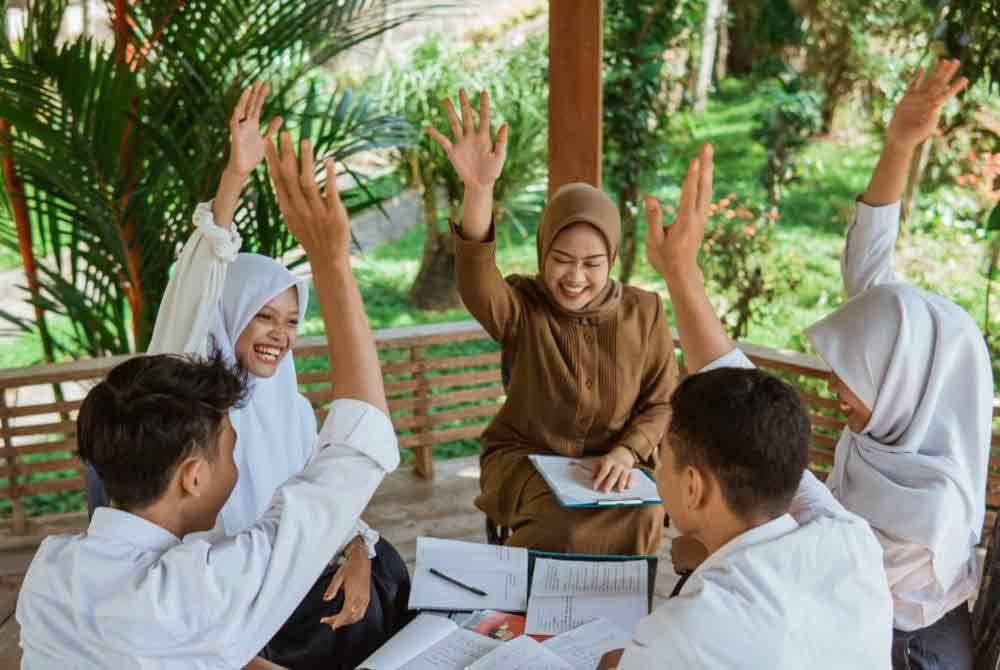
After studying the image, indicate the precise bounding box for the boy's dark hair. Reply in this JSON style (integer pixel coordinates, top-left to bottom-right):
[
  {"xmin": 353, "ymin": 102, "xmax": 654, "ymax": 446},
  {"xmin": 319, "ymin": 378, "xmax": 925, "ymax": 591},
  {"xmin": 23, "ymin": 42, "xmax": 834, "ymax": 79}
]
[
  {"xmin": 668, "ymin": 367, "xmax": 810, "ymax": 521},
  {"xmin": 77, "ymin": 352, "xmax": 248, "ymax": 511}
]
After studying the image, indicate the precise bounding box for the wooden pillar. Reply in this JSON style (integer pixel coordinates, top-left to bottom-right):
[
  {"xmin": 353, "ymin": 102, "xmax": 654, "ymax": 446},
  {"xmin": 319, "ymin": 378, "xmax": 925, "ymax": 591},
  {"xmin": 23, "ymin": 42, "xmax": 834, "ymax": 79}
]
[
  {"xmin": 548, "ymin": 0, "xmax": 603, "ymax": 196},
  {"xmin": 410, "ymin": 346, "xmax": 434, "ymax": 480}
]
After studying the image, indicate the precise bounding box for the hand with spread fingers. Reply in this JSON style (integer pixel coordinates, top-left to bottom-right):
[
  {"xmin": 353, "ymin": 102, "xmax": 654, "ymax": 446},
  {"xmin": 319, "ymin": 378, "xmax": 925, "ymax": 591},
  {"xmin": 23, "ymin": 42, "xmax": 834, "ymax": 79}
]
[
  {"xmin": 886, "ymin": 59, "xmax": 968, "ymax": 152},
  {"xmin": 426, "ymin": 88, "xmax": 508, "ymax": 190},
  {"xmin": 229, "ymin": 81, "xmax": 284, "ymax": 178},
  {"xmin": 592, "ymin": 446, "xmax": 636, "ymax": 493},
  {"xmin": 319, "ymin": 538, "xmax": 372, "ymax": 631},
  {"xmin": 213, "ymin": 81, "xmax": 283, "ymax": 229},
  {"xmin": 425, "ymin": 89, "xmax": 508, "ymax": 242},
  {"xmin": 263, "ymin": 132, "xmax": 350, "ymax": 264},
  {"xmin": 644, "ymin": 143, "xmax": 715, "ymax": 286}
]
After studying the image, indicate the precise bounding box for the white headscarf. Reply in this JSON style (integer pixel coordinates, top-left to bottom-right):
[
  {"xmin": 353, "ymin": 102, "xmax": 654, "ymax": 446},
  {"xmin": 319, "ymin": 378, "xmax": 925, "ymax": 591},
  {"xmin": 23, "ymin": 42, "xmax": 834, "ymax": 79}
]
[
  {"xmin": 806, "ymin": 282, "xmax": 993, "ymax": 590},
  {"xmin": 209, "ymin": 254, "xmax": 316, "ymax": 535}
]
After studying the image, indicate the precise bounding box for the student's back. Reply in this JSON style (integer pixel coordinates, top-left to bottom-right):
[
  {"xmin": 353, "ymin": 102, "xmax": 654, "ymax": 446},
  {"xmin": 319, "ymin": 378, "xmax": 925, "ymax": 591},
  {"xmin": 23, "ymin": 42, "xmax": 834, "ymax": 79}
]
[{"xmin": 627, "ymin": 470, "xmax": 890, "ymax": 668}]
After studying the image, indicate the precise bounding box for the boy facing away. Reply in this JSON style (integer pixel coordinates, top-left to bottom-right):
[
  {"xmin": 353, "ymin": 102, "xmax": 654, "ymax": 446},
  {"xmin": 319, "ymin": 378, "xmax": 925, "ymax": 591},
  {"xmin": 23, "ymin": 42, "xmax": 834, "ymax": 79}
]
[
  {"xmin": 15, "ymin": 135, "xmax": 393, "ymax": 669},
  {"xmin": 614, "ymin": 144, "xmax": 894, "ymax": 668}
]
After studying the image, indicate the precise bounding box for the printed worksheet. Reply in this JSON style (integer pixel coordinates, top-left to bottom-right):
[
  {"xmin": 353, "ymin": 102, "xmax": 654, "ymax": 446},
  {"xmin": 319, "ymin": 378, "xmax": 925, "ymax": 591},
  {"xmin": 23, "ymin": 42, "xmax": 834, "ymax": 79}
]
[
  {"xmin": 358, "ymin": 613, "xmax": 502, "ymax": 670},
  {"xmin": 525, "ymin": 559, "xmax": 648, "ymax": 636},
  {"xmin": 465, "ymin": 636, "xmax": 572, "ymax": 670},
  {"xmin": 542, "ymin": 618, "xmax": 631, "ymax": 668},
  {"xmin": 409, "ymin": 537, "xmax": 530, "ymax": 612}
]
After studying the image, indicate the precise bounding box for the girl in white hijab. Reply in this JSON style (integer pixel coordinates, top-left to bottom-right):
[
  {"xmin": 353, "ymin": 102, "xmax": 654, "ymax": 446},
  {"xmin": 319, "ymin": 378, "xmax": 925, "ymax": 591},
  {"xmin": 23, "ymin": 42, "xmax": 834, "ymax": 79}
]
[
  {"xmin": 86, "ymin": 83, "xmax": 410, "ymax": 670},
  {"xmin": 805, "ymin": 61, "xmax": 989, "ymax": 669}
]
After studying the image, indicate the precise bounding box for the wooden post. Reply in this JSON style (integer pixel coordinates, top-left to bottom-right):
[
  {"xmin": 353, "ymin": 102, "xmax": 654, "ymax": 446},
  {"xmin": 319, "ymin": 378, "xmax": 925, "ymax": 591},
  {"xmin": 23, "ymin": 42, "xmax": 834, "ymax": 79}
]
[
  {"xmin": 0, "ymin": 388, "xmax": 27, "ymax": 535},
  {"xmin": 548, "ymin": 0, "xmax": 603, "ymax": 195},
  {"xmin": 410, "ymin": 346, "xmax": 434, "ymax": 479}
]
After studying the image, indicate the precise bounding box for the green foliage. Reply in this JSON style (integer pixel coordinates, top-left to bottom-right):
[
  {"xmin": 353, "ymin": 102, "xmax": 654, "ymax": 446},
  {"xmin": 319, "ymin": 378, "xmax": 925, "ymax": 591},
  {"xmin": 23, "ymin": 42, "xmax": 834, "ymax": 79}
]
[
  {"xmin": 700, "ymin": 199, "xmax": 803, "ymax": 338},
  {"xmin": 751, "ymin": 72, "xmax": 824, "ymax": 206},
  {"xmin": 603, "ymin": 0, "xmax": 695, "ymax": 283},
  {"xmin": 928, "ymin": 0, "xmax": 1000, "ymax": 91},
  {"xmin": 0, "ymin": 0, "xmax": 426, "ymax": 358},
  {"xmin": 372, "ymin": 33, "xmax": 547, "ymax": 307}
]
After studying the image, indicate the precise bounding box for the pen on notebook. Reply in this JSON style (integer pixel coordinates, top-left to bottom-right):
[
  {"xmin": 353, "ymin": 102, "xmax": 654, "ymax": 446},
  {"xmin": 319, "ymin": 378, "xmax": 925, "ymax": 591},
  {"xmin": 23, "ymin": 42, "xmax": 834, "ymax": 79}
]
[{"xmin": 429, "ymin": 568, "xmax": 488, "ymax": 597}]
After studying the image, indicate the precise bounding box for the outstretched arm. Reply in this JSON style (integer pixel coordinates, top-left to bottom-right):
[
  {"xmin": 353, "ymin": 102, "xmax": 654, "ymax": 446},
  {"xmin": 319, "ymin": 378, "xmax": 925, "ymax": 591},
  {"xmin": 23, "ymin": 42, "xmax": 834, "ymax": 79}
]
[
  {"xmin": 844, "ymin": 60, "xmax": 967, "ymax": 297},
  {"xmin": 644, "ymin": 144, "xmax": 732, "ymax": 373},
  {"xmin": 426, "ymin": 90, "xmax": 524, "ymax": 344},
  {"xmin": 148, "ymin": 82, "xmax": 281, "ymax": 355},
  {"xmin": 264, "ymin": 133, "xmax": 387, "ymax": 414}
]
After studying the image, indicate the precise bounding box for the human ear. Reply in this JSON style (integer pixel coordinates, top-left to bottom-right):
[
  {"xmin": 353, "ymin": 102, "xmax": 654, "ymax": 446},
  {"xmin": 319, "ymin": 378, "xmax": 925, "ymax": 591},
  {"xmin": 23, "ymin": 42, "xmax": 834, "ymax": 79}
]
[
  {"xmin": 683, "ymin": 465, "xmax": 706, "ymax": 513},
  {"xmin": 178, "ymin": 457, "xmax": 209, "ymax": 498}
]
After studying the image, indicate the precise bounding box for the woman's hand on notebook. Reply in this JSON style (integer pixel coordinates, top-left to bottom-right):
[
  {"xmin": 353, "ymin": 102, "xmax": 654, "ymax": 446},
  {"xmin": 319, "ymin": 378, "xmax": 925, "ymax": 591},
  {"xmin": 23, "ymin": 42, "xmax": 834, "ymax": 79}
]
[{"xmin": 592, "ymin": 447, "xmax": 636, "ymax": 493}]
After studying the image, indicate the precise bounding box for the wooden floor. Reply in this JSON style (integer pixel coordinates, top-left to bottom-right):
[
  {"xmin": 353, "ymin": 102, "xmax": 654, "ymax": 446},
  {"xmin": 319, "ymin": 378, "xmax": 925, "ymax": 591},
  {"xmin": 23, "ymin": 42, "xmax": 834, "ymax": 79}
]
[{"xmin": 0, "ymin": 456, "xmax": 683, "ymax": 669}]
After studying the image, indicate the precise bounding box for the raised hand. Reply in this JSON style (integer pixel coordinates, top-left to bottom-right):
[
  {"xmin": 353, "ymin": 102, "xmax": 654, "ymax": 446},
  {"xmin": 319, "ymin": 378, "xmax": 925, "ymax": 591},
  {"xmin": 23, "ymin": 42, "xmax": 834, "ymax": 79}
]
[
  {"xmin": 264, "ymin": 132, "xmax": 350, "ymax": 264},
  {"xmin": 228, "ymin": 81, "xmax": 283, "ymax": 177},
  {"xmin": 425, "ymin": 89, "xmax": 508, "ymax": 190},
  {"xmin": 886, "ymin": 59, "xmax": 968, "ymax": 151},
  {"xmin": 644, "ymin": 144, "xmax": 715, "ymax": 284}
]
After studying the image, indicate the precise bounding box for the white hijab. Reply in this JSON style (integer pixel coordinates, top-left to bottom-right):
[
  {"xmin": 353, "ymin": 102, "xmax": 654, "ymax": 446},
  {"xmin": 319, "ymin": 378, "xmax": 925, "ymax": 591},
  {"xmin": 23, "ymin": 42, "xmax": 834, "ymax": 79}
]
[
  {"xmin": 807, "ymin": 282, "xmax": 993, "ymax": 590},
  {"xmin": 210, "ymin": 254, "xmax": 316, "ymax": 535}
]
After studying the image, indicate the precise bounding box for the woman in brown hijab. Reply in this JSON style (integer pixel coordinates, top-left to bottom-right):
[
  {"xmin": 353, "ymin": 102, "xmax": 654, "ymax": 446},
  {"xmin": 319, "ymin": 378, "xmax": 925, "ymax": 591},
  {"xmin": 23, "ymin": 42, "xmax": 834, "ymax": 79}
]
[{"xmin": 426, "ymin": 89, "xmax": 677, "ymax": 555}]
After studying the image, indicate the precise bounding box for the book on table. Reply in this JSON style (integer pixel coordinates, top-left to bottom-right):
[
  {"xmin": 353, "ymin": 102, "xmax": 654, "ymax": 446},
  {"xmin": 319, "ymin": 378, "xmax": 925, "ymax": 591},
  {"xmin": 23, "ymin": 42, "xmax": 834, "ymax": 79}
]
[
  {"xmin": 528, "ymin": 454, "xmax": 661, "ymax": 508},
  {"xmin": 357, "ymin": 613, "xmax": 630, "ymax": 670},
  {"xmin": 407, "ymin": 538, "xmax": 656, "ymax": 636}
]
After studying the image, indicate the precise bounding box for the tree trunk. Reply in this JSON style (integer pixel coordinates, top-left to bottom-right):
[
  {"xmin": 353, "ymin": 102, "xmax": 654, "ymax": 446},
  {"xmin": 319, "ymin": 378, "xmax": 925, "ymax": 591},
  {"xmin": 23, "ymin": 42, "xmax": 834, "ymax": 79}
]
[
  {"xmin": 715, "ymin": 0, "xmax": 730, "ymax": 83},
  {"xmin": 725, "ymin": 0, "xmax": 755, "ymax": 76},
  {"xmin": 693, "ymin": 0, "xmax": 724, "ymax": 113},
  {"xmin": 899, "ymin": 139, "xmax": 933, "ymax": 236},
  {"xmin": 617, "ymin": 181, "xmax": 640, "ymax": 284},
  {"xmin": 407, "ymin": 157, "xmax": 461, "ymax": 310}
]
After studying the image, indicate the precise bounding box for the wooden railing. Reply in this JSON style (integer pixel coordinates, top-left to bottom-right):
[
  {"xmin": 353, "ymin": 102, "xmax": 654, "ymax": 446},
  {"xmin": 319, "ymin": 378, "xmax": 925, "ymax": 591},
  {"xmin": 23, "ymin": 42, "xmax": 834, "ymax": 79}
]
[{"xmin": 1, "ymin": 320, "xmax": 999, "ymax": 537}]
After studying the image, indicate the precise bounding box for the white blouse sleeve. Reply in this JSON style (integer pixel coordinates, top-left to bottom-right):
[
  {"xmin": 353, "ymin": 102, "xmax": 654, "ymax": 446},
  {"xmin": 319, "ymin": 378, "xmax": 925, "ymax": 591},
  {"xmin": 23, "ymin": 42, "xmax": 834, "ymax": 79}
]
[
  {"xmin": 841, "ymin": 201, "xmax": 901, "ymax": 299},
  {"xmin": 147, "ymin": 201, "xmax": 242, "ymax": 355}
]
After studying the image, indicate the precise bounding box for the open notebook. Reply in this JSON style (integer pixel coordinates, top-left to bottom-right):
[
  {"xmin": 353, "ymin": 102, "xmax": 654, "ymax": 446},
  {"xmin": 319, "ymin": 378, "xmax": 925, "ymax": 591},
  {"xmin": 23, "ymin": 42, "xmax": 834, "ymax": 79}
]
[
  {"xmin": 529, "ymin": 455, "xmax": 661, "ymax": 508},
  {"xmin": 358, "ymin": 614, "xmax": 629, "ymax": 670}
]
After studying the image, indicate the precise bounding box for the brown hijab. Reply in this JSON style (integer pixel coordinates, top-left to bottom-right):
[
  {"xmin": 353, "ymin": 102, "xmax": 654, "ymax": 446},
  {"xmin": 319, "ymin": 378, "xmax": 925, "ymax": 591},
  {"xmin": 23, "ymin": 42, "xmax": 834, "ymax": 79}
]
[{"xmin": 532, "ymin": 182, "xmax": 623, "ymax": 318}]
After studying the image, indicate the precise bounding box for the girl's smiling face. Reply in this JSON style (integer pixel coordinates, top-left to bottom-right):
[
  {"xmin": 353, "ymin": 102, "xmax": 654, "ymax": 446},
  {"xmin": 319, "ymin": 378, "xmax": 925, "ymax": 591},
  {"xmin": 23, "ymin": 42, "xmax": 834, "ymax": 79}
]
[
  {"xmin": 829, "ymin": 374, "xmax": 873, "ymax": 434},
  {"xmin": 542, "ymin": 223, "xmax": 610, "ymax": 311},
  {"xmin": 233, "ymin": 287, "xmax": 300, "ymax": 377}
]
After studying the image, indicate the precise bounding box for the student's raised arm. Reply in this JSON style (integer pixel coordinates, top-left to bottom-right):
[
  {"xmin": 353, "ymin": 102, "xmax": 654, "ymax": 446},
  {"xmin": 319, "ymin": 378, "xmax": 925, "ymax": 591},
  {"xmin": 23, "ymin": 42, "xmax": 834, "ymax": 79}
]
[
  {"xmin": 843, "ymin": 60, "xmax": 967, "ymax": 297},
  {"xmin": 264, "ymin": 133, "xmax": 388, "ymax": 413},
  {"xmin": 148, "ymin": 82, "xmax": 282, "ymax": 355},
  {"xmin": 426, "ymin": 90, "xmax": 524, "ymax": 344},
  {"xmin": 644, "ymin": 144, "xmax": 738, "ymax": 373}
]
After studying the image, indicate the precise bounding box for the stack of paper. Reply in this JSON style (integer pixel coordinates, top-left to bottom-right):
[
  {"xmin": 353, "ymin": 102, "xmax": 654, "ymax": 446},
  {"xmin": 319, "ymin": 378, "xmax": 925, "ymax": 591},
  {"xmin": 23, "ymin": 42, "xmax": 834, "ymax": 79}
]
[
  {"xmin": 408, "ymin": 538, "xmax": 529, "ymax": 612},
  {"xmin": 526, "ymin": 558, "xmax": 648, "ymax": 636}
]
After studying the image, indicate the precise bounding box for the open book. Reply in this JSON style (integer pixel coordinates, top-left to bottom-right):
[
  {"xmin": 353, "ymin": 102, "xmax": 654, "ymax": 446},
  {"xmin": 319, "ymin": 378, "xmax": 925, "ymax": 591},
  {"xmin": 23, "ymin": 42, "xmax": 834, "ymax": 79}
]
[
  {"xmin": 408, "ymin": 538, "xmax": 530, "ymax": 612},
  {"xmin": 528, "ymin": 455, "xmax": 661, "ymax": 508},
  {"xmin": 359, "ymin": 614, "xmax": 629, "ymax": 670}
]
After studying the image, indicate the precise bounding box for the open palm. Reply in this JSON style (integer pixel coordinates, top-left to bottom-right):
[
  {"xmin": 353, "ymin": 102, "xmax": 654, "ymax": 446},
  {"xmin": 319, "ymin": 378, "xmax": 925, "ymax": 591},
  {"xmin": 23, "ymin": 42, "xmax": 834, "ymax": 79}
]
[
  {"xmin": 228, "ymin": 81, "xmax": 283, "ymax": 176},
  {"xmin": 426, "ymin": 89, "xmax": 508, "ymax": 189},
  {"xmin": 887, "ymin": 59, "xmax": 968, "ymax": 150}
]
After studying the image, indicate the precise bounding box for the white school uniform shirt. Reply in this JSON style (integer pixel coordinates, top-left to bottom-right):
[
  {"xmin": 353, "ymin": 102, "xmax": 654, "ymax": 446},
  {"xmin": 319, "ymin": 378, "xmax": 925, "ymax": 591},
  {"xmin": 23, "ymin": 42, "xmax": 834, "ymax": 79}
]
[
  {"xmin": 619, "ymin": 348, "xmax": 893, "ymax": 669},
  {"xmin": 17, "ymin": 399, "xmax": 398, "ymax": 670},
  {"xmin": 807, "ymin": 201, "xmax": 991, "ymax": 631},
  {"xmin": 148, "ymin": 202, "xmax": 379, "ymax": 556}
]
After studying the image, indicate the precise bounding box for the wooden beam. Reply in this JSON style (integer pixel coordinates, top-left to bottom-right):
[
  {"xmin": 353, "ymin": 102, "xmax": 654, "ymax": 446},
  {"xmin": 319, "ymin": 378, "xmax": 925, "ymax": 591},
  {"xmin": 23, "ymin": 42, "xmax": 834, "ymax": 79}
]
[{"xmin": 548, "ymin": 0, "xmax": 603, "ymax": 195}]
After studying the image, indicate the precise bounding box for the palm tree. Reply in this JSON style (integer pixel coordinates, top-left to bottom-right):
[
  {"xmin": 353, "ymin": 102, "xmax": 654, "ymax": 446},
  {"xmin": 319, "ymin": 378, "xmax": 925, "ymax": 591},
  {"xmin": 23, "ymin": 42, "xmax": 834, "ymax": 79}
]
[{"xmin": 0, "ymin": 0, "xmax": 427, "ymax": 358}]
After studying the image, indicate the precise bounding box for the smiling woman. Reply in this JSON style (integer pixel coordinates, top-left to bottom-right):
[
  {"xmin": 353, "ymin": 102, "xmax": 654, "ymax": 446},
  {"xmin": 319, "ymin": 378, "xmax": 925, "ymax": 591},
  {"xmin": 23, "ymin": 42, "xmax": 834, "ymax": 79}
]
[{"xmin": 234, "ymin": 286, "xmax": 301, "ymax": 377}]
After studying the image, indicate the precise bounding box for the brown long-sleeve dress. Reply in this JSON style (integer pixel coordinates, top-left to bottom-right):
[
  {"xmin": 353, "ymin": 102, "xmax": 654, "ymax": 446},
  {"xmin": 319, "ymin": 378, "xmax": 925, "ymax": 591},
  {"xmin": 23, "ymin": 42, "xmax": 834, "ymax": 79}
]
[{"xmin": 453, "ymin": 184, "xmax": 679, "ymax": 556}]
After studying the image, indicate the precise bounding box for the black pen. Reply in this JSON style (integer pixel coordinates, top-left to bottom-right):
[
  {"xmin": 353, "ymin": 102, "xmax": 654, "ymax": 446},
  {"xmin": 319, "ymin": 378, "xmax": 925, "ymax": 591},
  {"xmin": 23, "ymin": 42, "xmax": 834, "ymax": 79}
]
[{"xmin": 429, "ymin": 568, "xmax": 488, "ymax": 597}]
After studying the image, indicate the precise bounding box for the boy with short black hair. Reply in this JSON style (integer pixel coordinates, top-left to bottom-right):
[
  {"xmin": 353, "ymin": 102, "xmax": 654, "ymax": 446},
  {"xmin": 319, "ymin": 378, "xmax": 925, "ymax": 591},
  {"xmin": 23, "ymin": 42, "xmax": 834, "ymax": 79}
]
[
  {"xmin": 613, "ymin": 144, "xmax": 893, "ymax": 668},
  {"xmin": 16, "ymin": 135, "xmax": 396, "ymax": 670}
]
